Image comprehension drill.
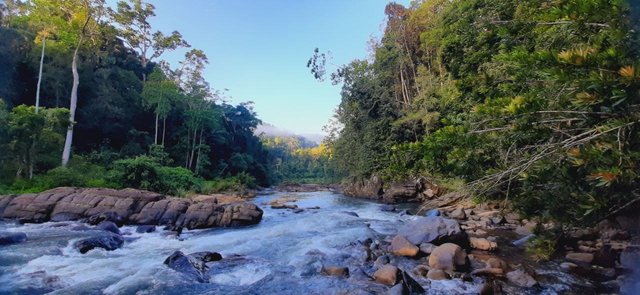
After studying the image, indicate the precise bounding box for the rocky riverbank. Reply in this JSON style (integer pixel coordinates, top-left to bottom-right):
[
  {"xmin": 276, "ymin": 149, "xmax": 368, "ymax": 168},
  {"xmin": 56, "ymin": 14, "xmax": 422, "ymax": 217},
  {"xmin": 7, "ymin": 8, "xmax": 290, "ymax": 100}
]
[{"xmin": 0, "ymin": 187, "xmax": 263, "ymax": 230}]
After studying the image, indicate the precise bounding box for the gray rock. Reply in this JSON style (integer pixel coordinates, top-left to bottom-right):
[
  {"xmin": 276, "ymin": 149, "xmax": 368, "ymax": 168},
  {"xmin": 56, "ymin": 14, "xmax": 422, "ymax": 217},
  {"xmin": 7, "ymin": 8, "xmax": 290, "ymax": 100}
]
[
  {"xmin": 506, "ymin": 269, "xmax": 537, "ymax": 287},
  {"xmin": 397, "ymin": 216, "xmax": 466, "ymax": 246},
  {"xmin": 74, "ymin": 233, "xmax": 124, "ymax": 254},
  {"xmin": 0, "ymin": 232, "xmax": 27, "ymax": 246},
  {"xmin": 96, "ymin": 221, "xmax": 120, "ymax": 235},
  {"xmin": 163, "ymin": 251, "xmax": 210, "ymax": 283},
  {"xmin": 135, "ymin": 225, "xmax": 156, "ymax": 233}
]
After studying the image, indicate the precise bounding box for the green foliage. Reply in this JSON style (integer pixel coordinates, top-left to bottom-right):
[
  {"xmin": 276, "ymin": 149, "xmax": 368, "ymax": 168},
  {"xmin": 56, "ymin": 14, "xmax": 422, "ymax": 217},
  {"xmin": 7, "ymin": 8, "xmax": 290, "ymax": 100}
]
[
  {"xmin": 109, "ymin": 155, "xmax": 201, "ymax": 196},
  {"xmin": 200, "ymin": 172, "xmax": 257, "ymax": 194},
  {"xmin": 322, "ymin": 0, "xmax": 640, "ymax": 225}
]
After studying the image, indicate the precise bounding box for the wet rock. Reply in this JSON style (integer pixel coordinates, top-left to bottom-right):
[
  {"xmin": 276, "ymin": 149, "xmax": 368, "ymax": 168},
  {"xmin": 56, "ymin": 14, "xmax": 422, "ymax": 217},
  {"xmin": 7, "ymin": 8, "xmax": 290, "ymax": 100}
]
[
  {"xmin": 135, "ymin": 225, "xmax": 156, "ymax": 233},
  {"xmin": 179, "ymin": 202, "xmax": 263, "ymax": 229},
  {"xmin": 190, "ymin": 251, "xmax": 222, "ymax": 262},
  {"xmin": 374, "ymin": 265, "xmax": 398, "ymax": 286},
  {"xmin": 506, "ymin": 269, "xmax": 536, "ymax": 288},
  {"xmin": 96, "ymin": 221, "xmax": 120, "ymax": 235},
  {"xmin": 322, "ymin": 266, "xmax": 349, "ymax": 277},
  {"xmin": 50, "ymin": 212, "xmax": 82, "ymax": 222},
  {"xmin": 427, "ymin": 269, "xmax": 448, "ymax": 280},
  {"xmin": 429, "ymin": 243, "xmax": 467, "ymax": 271},
  {"xmin": 449, "ymin": 207, "xmax": 466, "ymax": 220},
  {"xmin": 0, "ymin": 232, "xmax": 27, "ymax": 245},
  {"xmin": 560, "ymin": 262, "xmax": 578, "ymax": 271},
  {"xmin": 424, "ymin": 209, "xmax": 441, "ymax": 217},
  {"xmin": 74, "ymin": 233, "xmax": 124, "ymax": 254},
  {"xmin": 87, "ymin": 212, "xmax": 125, "ymax": 227},
  {"xmin": 389, "ymin": 235, "xmax": 419, "ymax": 257},
  {"xmin": 163, "ymin": 251, "xmax": 210, "ymax": 283},
  {"xmin": 380, "ymin": 205, "xmax": 396, "ymax": 212},
  {"xmin": 566, "ymin": 252, "xmax": 594, "ymax": 264},
  {"xmin": 419, "ymin": 243, "xmax": 436, "ymax": 255},
  {"xmin": 397, "ymin": 216, "xmax": 466, "ymax": 246},
  {"xmin": 387, "ymin": 284, "xmax": 404, "ymax": 295},
  {"xmin": 292, "ymin": 208, "xmax": 304, "ymax": 214},
  {"xmin": 470, "ymin": 237, "xmax": 497, "ymax": 251}
]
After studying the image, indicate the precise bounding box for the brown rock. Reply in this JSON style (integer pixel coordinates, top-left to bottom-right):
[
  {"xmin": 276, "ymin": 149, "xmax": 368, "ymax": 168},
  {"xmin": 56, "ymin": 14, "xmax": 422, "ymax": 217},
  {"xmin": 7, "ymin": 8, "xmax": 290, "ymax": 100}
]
[
  {"xmin": 389, "ymin": 235, "xmax": 419, "ymax": 257},
  {"xmin": 426, "ymin": 269, "xmax": 449, "ymax": 280},
  {"xmin": 373, "ymin": 265, "xmax": 398, "ymax": 286},
  {"xmin": 566, "ymin": 252, "xmax": 594, "ymax": 264},
  {"xmin": 428, "ymin": 243, "xmax": 467, "ymax": 271},
  {"xmin": 322, "ymin": 266, "xmax": 349, "ymax": 277},
  {"xmin": 470, "ymin": 237, "xmax": 498, "ymax": 251},
  {"xmin": 419, "ymin": 243, "xmax": 436, "ymax": 255},
  {"xmin": 449, "ymin": 207, "xmax": 466, "ymax": 220}
]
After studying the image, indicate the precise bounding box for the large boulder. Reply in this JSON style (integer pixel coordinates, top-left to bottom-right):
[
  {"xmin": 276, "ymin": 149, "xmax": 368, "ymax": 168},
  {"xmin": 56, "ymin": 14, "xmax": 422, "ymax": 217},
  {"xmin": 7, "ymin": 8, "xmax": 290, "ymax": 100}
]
[
  {"xmin": 163, "ymin": 251, "xmax": 210, "ymax": 283},
  {"xmin": 397, "ymin": 216, "xmax": 467, "ymax": 246},
  {"xmin": 428, "ymin": 243, "xmax": 467, "ymax": 271},
  {"xmin": 96, "ymin": 221, "xmax": 120, "ymax": 235},
  {"xmin": 382, "ymin": 181, "xmax": 420, "ymax": 203},
  {"xmin": 177, "ymin": 202, "xmax": 263, "ymax": 230},
  {"xmin": 74, "ymin": 233, "xmax": 124, "ymax": 254},
  {"xmin": 342, "ymin": 175, "xmax": 384, "ymax": 199},
  {"xmin": 0, "ymin": 232, "xmax": 27, "ymax": 246},
  {"xmin": 389, "ymin": 235, "xmax": 419, "ymax": 257}
]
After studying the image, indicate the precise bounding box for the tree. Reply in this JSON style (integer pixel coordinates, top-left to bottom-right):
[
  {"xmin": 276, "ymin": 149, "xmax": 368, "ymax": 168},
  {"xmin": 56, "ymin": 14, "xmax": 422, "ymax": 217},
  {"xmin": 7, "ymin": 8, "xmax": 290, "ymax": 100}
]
[
  {"xmin": 114, "ymin": 0, "xmax": 189, "ymax": 81},
  {"xmin": 141, "ymin": 68, "xmax": 179, "ymax": 146},
  {"xmin": 48, "ymin": 0, "xmax": 107, "ymax": 167}
]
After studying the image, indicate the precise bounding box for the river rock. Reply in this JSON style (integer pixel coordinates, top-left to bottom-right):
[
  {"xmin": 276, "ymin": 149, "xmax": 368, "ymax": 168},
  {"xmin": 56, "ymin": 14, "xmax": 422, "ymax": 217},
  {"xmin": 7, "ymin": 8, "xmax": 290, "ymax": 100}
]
[
  {"xmin": 427, "ymin": 269, "xmax": 449, "ymax": 280},
  {"xmin": 163, "ymin": 251, "xmax": 210, "ymax": 283},
  {"xmin": 398, "ymin": 270, "xmax": 425, "ymax": 293},
  {"xmin": 428, "ymin": 243, "xmax": 467, "ymax": 271},
  {"xmin": 506, "ymin": 269, "xmax": 536, "ymax": 287},
  {"xmin": 86, "ymin": 212, "xmax": 125, "ymax": 226},
  {"xmin": 374, "ymin": 265, "xmax": 398, "ymax": 286},
  {"xmin": 190, "ymin": 251, "xmax": 222, "ymax": 262},
  {"xmin": 389, "ymin": 235, "xmax": 419, "ymax": 257},
  {"xmin": 322, "ymin": 266, "xmax": 349, "ymax": 277},
  {"xmin": 96, "ymin": 221, "xmax": 120, "ymax": 235},
  {"xmin": 515, "ymin": 222, "xmax": 536, "ymax": 236},
  {"xmin": 470, "ymin": 237, "xmax": 497, "ymax": 251},
  {"xmin": 397, "ymin": 216, "xmax": 466, "ymax": 246},
  {"xmin": 449, "ymin": 207, "xmax": 466, "ymax": 220},
  {"xmin": 74, "ymin": 233, "xmax": 124, "ymax": 254},
  {"xmin": 419, "ymin": 243, "xmax": 436, "ymax": 255},
  {"xmin": 342, "ymin": 211, "xmax": 359, "ymax": 217},
  {"xmin": 566, "ymin": 252, "xmax": 594, "ymax": 264},
  {"xmin": 135, "ymin": 225, "xmax": 156, "ymax": 233},
  {"xmin": 0, "ymin": 232, "xmax": 27, "ymax": 246}
]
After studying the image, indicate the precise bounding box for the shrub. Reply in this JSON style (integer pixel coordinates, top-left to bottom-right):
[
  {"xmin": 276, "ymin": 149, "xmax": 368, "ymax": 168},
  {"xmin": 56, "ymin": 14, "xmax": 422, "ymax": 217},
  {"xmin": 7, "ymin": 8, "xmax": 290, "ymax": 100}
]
[{"xmin": 110, "ymin": 155, "xmax": 201, "ymax": 196}]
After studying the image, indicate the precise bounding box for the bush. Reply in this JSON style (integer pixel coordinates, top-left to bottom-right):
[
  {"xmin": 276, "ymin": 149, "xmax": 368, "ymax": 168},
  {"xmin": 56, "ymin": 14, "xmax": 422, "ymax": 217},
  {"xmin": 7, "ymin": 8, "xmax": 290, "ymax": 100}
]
[
  {"xmin": 110, "ymin": 155, "xmax": 201, "ymax": 196},
  {"xmin": 200, "ymin": 172, "xmax": 257, "ymax": 194}
]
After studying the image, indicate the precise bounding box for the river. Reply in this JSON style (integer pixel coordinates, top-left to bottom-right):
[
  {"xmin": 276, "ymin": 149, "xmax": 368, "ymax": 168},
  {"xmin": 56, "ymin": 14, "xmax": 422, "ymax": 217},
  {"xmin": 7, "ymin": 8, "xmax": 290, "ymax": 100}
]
[{"xmin": 0, "ymin": 191, "xmax": 610, "ymax": 294}]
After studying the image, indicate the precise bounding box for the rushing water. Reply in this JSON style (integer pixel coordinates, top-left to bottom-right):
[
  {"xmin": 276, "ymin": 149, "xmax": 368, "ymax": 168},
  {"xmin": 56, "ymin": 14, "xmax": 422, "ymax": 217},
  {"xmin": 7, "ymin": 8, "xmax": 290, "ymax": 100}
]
[
  {"xmin": 0, "ymin": 191, "xmax": 608, "ymax": 295},
  {"xmin": 0, "ymin": 191, "xmax": 418, "ymax": 295}
]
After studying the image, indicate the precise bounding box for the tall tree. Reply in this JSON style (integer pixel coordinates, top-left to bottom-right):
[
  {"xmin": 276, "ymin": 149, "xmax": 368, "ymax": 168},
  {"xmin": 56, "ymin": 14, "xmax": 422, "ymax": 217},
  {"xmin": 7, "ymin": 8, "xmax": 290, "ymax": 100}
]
[
  {"xmin": 46, "ymin": 0, "xmax": 107, "ymax": 166},
  {"xmin": 141, "ymin": 68, "xmax": 179, "ymax": 146},
  {"xmin": 114, "ymin": 0, "xmax": 189, "ymax": 81}
]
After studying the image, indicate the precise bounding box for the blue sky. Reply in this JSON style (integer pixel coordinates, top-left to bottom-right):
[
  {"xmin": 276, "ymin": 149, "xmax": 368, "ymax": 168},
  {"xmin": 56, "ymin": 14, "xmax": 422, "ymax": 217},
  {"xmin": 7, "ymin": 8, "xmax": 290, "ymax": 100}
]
[{"xmin": 146, "ymin": 0, "xmax": 409, "ymax": 136}]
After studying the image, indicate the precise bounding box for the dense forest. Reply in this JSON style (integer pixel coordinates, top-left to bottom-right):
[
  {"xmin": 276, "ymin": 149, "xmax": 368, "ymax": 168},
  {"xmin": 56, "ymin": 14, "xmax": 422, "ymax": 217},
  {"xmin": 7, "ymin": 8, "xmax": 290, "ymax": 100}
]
[
  {"xmin": 0, "ymin": 0, "xmax": 276, "ymax": 195},
  {"xmin": 312, "ymin": 0, "xmax": 640, "ymax": 225}
]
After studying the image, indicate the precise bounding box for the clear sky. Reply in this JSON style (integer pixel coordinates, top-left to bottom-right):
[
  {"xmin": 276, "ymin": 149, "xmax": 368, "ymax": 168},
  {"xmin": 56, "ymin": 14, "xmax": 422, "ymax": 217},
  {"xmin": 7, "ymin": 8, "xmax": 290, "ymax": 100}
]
[{"xmin": 145, "ymin": 0, "xmax": 409, "ymax": 137}]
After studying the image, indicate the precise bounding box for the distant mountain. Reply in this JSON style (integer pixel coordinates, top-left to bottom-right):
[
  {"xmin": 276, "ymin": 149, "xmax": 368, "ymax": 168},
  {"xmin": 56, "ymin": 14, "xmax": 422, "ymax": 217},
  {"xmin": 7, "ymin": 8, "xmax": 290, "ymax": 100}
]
[{"xmin": 255, "ymin": 123, "xmax": 324, "ymax": 146}]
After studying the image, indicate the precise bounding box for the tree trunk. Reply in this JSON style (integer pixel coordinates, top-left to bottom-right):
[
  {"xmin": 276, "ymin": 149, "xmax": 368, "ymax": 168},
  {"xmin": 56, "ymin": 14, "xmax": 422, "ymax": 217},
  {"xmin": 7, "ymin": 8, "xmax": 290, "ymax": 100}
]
[
  {"xmin": 154, "ymin": 112, "xmax": 159, "ymax": 145},
  {"xmin": 61, "ymin": 41, "xmax": 82, "ymax": 167},
  {"xmin": 195, "ymin": 127, "xmax": 204, "ymax": 175},
  {"xmin": 188, "ymin": 124, "xmax": 198, "ymax": 170},
  {"xmin": 35, "ymin": 36, "xmax": 46, "ymax": 114},
  {"xmin": 162, "ymin": 117, "xmax": 166, "ymax": 146}
]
